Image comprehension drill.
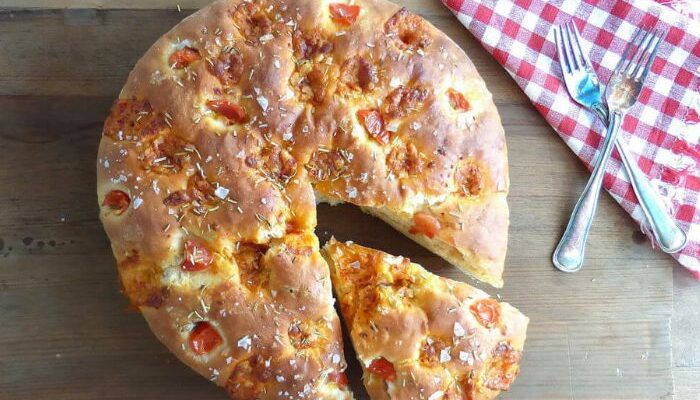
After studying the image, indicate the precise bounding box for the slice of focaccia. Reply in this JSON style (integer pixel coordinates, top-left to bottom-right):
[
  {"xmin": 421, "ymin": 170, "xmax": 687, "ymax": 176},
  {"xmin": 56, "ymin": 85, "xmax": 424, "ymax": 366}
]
[{"xmin": 324, "ymin": 239, "xmax": 528, "ymax": 400}]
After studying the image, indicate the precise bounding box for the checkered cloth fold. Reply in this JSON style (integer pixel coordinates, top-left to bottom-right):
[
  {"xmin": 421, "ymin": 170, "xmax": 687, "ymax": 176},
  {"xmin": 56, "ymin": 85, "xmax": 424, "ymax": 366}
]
[{"xmin": 441, "ymin": 0, "xmax": 700, "ymax": 279}]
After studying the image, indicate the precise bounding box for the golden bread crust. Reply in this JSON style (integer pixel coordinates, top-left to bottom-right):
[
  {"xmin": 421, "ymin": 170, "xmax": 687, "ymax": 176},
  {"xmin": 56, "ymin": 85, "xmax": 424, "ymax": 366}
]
[
  {"xmin": 324, "ymin": 239, "xmax": 528, "ymax": 399},
  {"xmin": 97, "ymin": 0, "xmax": 510, "ymax": 397}
]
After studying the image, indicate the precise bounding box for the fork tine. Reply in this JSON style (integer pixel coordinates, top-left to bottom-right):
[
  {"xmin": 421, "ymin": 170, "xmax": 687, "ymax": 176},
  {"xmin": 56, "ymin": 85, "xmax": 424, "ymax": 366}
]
[
  {"xmin": 555, "ymin": 26, "xmax": 571, "ymax": 74},
  {"xmin": 629, "ymin": 29, "xmax": 659, "ymax": 77},
  {"xmin": 566, "ymin": 21, "xmax": 587, "ymax": 68},
  {"xmin": 623, "ymin": 28, "xmax": 654, "ymax": 74},
  {"xmin": 570, "ymin": 22, "xmax": 592, "ymax": 68},
  {"xmin": 628, "ymin": 28, "xmax": 655, "ymax": 74},
  {"xmin": 615, "ymin": 27, "xmax": 644, "ymax": 73},
  {"xmin": 562, "ymin": 23, "xmax": 580, "ymax": 70},
  {"xmin": 635, "ymin": 30, "xmax": 665, "ymax": 81}
]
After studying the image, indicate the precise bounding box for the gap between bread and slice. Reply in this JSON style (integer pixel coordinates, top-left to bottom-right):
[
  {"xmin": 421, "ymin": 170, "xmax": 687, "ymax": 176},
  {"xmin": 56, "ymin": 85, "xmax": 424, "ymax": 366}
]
[{"xmin": 315, "ymin": 189, "xmax": 508, "ymax": 288}]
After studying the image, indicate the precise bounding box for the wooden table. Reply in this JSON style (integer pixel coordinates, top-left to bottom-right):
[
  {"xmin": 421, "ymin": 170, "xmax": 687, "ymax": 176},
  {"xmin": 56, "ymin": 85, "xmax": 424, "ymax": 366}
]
[{"xmin": 0, "ymin": 1, "xmax": 697, "ymax": 398}]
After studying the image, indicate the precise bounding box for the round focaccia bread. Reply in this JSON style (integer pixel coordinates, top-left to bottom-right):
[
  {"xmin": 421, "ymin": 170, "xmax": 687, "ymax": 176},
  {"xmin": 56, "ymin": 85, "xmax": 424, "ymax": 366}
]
[{"xmin": 96, "ymin": 0, "xmax": 509, "ymax": 397}]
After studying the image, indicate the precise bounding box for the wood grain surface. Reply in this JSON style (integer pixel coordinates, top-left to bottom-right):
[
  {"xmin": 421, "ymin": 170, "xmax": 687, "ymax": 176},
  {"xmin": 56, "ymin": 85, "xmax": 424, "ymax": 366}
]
[{"xmin": 0, "ymin": 1, "xmax": 697, "ymax": 399}]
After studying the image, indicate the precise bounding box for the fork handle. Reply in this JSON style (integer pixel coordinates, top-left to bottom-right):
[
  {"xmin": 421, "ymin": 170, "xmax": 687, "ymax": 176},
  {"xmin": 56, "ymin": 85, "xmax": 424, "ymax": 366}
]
[
  {"xmin": 591, "ymin": 104, "xmax": 687, "ymax": 253},
  {"xmin": 553, "ymin": 112, "xmax": 623, "ymax": 272}
]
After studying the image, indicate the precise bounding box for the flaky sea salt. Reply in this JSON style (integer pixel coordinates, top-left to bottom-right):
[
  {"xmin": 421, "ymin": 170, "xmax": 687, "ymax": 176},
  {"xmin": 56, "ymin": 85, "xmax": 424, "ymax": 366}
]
[{"xmin": 214, "ymin": 186, "xmax": 229, "ymax": 199}]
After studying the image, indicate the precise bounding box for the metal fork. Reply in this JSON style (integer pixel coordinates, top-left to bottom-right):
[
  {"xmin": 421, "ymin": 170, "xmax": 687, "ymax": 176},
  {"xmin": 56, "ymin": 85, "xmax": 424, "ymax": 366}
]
[
  {"xmin": 554, "ymin": 22, "xmax": 687, "ymax": 264},
  {"xmin": 553, "ymin": 26, "xmax": 675, "ymax": 272}
]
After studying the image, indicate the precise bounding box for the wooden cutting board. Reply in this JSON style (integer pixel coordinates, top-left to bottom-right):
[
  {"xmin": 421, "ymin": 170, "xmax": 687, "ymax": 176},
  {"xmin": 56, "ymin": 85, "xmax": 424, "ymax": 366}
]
[{"xmin": 0, "ymin": 1, "xmax": 690, "ymax": 398}]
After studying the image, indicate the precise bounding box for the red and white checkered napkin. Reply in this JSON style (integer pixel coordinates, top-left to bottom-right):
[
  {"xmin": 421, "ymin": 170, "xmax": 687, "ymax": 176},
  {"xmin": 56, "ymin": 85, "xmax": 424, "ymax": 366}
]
[{"xmin": 440, "ymin": 0, "xmax": 700, "ymax": 278}]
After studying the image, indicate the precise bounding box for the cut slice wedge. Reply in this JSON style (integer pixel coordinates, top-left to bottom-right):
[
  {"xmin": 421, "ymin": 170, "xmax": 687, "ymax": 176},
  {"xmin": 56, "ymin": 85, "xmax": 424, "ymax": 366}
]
[{"xmin": 324, "ymin": 238, "xmax": 528, "ymax": 400}]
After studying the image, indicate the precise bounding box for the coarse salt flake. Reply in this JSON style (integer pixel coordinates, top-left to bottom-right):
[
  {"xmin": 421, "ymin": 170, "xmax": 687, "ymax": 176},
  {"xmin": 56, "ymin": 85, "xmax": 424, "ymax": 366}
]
[
  {"xmin": 132, "ymin": 197, "xmax": 143, "ymax": 209},
  {"xmin": 214, "ymin": 186, "xmax": 229, "ymax": 199},
  {"xmin": 453, "ymin": 322, "xmax": 465, "ymax": 337},
  {"xmin": 237, "ymin": 335, "xmax": 252, "ymax": 351},
  {"xmin": 439, "ymin": 347, "xmax": 451, "ymax": 363},
  {"xmin": 259, "ymin": 33, "xmax": 274, "ymax": 43},
  {"xmin": 257, "ymin": 96, "xmax": 269, "ymax": 112},
  {"xmin": 386, "ymin": 120, "xmax": 400, "ymax": 133},
  {"xmin": 428, "ymin": 391, "xmax": 445, "ymax": 400}
]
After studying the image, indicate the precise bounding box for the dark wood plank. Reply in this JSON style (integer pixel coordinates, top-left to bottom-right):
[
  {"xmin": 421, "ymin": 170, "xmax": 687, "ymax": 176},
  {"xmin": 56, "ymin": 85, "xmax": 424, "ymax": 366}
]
[{"xmin": 672, "ymin": 267, "xmax": 700, "ymax": 400}]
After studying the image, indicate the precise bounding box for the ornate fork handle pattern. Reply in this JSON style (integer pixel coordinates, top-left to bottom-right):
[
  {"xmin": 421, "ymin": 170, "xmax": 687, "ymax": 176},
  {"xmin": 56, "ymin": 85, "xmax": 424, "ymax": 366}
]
[
  {"xmin": 589, "ymin": 105, "xmax": 687, "ymax": 253},
  {"xmin": 553, "ymin": 112, "xmax": 623, "ymax": 272}
]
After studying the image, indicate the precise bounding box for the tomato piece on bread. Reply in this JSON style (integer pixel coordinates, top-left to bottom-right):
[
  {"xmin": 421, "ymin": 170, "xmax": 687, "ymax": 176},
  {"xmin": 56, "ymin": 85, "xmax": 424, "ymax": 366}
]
[
  {"xmin": 471, "ymin": 298, "xmax": 501, "ymax": 328},
  {"xmin": 102, "ymin": 190, "xmax": 131, "ymax": 215},
  {"xmin": 207, "ymin": 100, "xmax": 248, "ymax": 123},
  {"xmin": 447, "ymin": 89, "xmax": 470, "ymax": 112},
  {"xmin": 188, "ymin": 321, "xmax": 222, "ymax": 355},
  {"xmin": 328, "ymin": 371, "xmax": 348, "ymax": 387},
  {"xmin": 329, "ymin": 4, "xmax": 360, "ymax": 25},
  {"xmin": 409, "ymin": 213, "xmax": 441, "ymax": 239},
  {"xmin": 182, "ymin": 240, "xmax": 214, "ymax": 272},
  {"xmin": 169, "ymin": 47, "xmax": 201, "ymax": 69},
  {"xmin": 357, "ymin": 109, "xmax": 388, "ymax": 145},
  {"xmin": 367, "ymin": 357, "xmax": 396, "ymax": 381}
]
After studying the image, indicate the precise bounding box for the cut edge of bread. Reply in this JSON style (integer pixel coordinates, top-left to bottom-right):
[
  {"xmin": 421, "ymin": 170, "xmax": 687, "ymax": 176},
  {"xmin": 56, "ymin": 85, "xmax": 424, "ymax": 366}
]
[
  {"xmin": 360, "ymin": 204, "xmax": 504, "ymax": 288},
  {"xmin": 315, "ymin": 190, "xmax": 505, "ymax": 288}
]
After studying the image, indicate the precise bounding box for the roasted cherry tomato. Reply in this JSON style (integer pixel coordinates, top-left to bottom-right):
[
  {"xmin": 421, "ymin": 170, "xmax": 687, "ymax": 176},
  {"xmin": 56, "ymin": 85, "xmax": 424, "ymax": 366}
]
[
  {"xmin": 182, "ymin": 240, "xmax": 214, "ymax": 272},
  {"xmin": 169, "ymin": 47, "xmax": 201, "ymax": 69},
  {"xmin": 367, "ymin": 357, "xmax": 396, "ymax": 381},
  {"xmin": 470, "ymin": 298, "xmax": 501, "ymax": 328},
  {"xmin": 484, "ymin": 342, "xmax": 521, "ymax": 390},
  {"xmin": 207, "ymin": 100, "xmax": 248, "ymax": 123},
  {"xmin": 357, "ymin": 109, "xmax": 388, "ymax": 144},
  {"xmin": 329, "ymin": 4, "xmax": 360, "ymax": 25},
  {"xmin": 188, "ymin": 321, "xmax": 222, "ymax": 355},
  {"xmin": 447, "ymin": 89, "xmax": 470, "ymax": 112},
  {"xmin": 102, "ymin": 190, "xmax": 131, "ymax": 215},
  {"xmin": 456, "ymin": 163, "xmax": 483, "ymax": 197},
  {"xmin": 408, "ymin": 213, "xmax": 441, "ymax": 239},
  {"xmin": 328, "ymin": 371, "xmax": 348, "ymax": 387}
]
